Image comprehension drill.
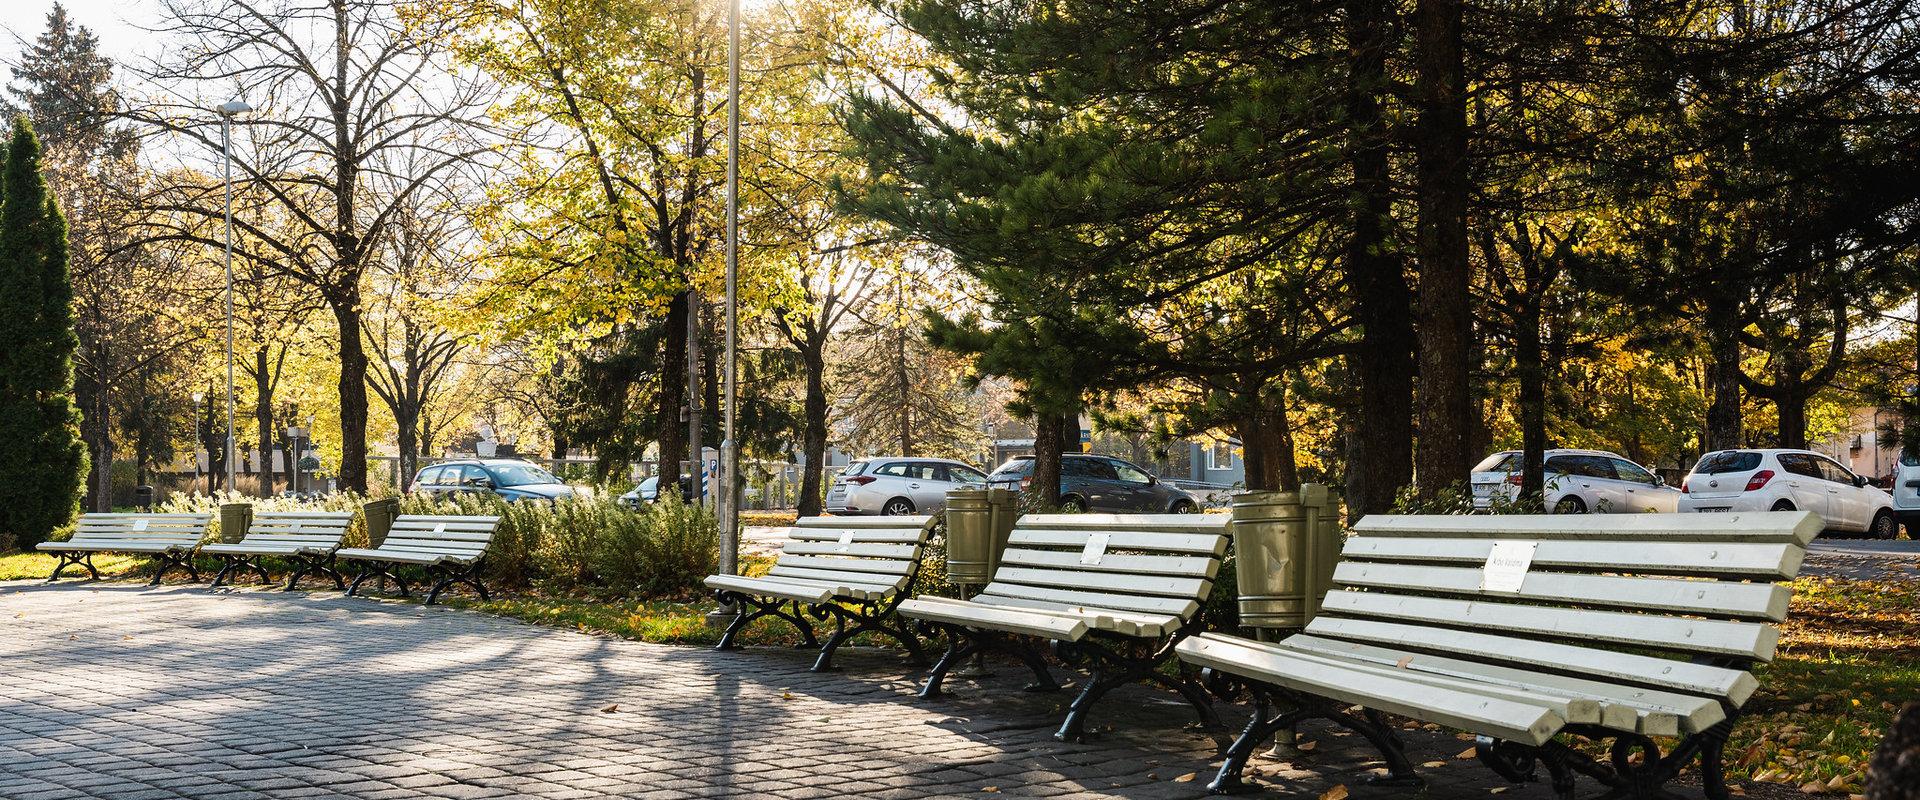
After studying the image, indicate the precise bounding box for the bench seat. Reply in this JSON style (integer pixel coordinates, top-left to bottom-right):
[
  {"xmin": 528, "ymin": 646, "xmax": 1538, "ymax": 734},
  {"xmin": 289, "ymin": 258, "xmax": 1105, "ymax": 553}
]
[
  {"xmin": 903, "ymin": 513, "xmax": 1230, "ymax": 741},
  {"xmin": 38, "ymin": 513, "xmax": 214, "ymax": 584},
  {"xmin": 202, "ymin": 511, "xmax": 357, "ymax": 590},
  {"xmin": 1179, "ymin": 511, "xmax": 1815, "ymax": 798},
  {"xmin": 707, "ymin": 516, "xmax": 936, "ymax": 672},
  {"xmin": 340, "ymin": 514, "xmax": 502, "ymax": 604}
]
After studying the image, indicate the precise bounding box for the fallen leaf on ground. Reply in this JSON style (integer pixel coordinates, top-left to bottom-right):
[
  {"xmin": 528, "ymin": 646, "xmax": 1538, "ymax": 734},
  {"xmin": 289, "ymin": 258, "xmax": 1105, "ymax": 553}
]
[
  {"xmin": 980, "ymin": 788, "xmax": 999, "ymax": 794},
  {"xmin": 1296, "ymin": 741, "xmax": 1317, "ymax": 752},
  {"xmin": 1173, "ymin": 772, "xmax": 1197, "ymax": 783},
  {"xmin": 1458, "ymin": 748, "xmax": 1478, "ymax": 759},
  {"xmin": 1320, "ymin": 785, "xmax": 1349, "ymax": 800},
  {"xmin": 1422, "ymin": 761, "xmax": 1448, "ymax": 768},
  {"xmin": 599, "ymin": 704, "xmax": 619, "ymax": 713}
]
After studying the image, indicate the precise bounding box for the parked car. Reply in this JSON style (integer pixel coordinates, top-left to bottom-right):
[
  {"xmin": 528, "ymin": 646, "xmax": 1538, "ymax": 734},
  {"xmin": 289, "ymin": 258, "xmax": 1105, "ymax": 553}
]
[
  {"xmin": 1894, "ymin": 453, "xmax": 1920, "ymax": 536},
  {"xmin": 1677, "ymin": 448, "xmax": 1897, "ymax": 538},
  {"xmin": 409, "ymin": 459, "xmax": 576, "ymax": 503},
  {"xmin": 1470, "ymin": 449, "xmax": 1680, "ymax": 513},
  {"xmin": 986, "ymin": 453, "xmax": 1198, "ymax": 514},
  {"xmin": 827, "ymin": 457, "xmax": 988, "ymax": 516},
  {"xmin": 618, "ymin": 472, "xmax": 760, "ymax": 508}
]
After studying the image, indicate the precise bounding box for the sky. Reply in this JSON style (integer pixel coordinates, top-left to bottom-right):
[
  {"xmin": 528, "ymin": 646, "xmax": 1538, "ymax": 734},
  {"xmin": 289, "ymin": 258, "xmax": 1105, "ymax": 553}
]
[{"xmin": 1, "ymin": 0, "xmax": 162, "ymax": 76}]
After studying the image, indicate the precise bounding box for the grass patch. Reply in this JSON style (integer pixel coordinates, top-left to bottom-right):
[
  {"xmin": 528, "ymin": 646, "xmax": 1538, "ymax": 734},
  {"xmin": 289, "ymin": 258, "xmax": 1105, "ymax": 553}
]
[
  {"xmin": 0, "ymin": 551, "xmax": 148, "ymax": 581},
  {"xmin": 741, "ymin": 510, "xmax": 798, "ymax": 527},
  {"xmin": 1723, "ymin": 575, "xmax": 1919, "ymax": 793}
]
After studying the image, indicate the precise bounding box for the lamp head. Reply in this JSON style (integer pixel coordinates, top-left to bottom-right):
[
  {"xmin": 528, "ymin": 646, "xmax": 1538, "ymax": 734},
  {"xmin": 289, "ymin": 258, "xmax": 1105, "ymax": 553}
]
[{"xmin": 216, "ymin": 100, "xmax": 253, "ymax": 116}]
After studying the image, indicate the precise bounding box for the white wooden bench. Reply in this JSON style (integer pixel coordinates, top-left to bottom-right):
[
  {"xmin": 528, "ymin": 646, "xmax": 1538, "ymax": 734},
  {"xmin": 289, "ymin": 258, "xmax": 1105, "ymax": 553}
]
[
  {"xmin": 899, "ymin": 513, "xmax": 1230, "ymax": 741},
  {"xmin": 37, "ymin": 512, "xmax": 214, "ymax": 584},
  {"xmin": 201, "ymin": 510, "xmax": 357, "ymax": 590},
  {"xmin": 705, "ymin": 515, "xmax": 936, "ymax": 671},
  {"xmin": 336, "ymin": 514, "xmax": 503, "ymax": 604},
  {"xmin": 1177, "ymin": 511, "xmax": 1816, "ymax": 798}
]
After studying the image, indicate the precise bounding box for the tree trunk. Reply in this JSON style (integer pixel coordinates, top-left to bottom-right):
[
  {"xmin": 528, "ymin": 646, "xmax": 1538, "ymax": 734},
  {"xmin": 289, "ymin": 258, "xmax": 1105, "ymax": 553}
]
[
  {"xmin": 1775, "ymin": 391, "xmax": 1808, "ymax": 450},
  {"xmin": 1344, "ymin": 0, "xmax": 1414, "ymax": 519},
  {"xmin": 1032, "ymin": 411, "xmax": 1067, "ymax": 508},
  {"xmin": 333, "ymin": 291, "xmax": 370, "ymax": 492},
  {"xmin": 896, "ymin": 325, "xmax": 914, "ymax": 457},
  {"xmin": 1516, "ymin": 305, "xmax": 1547, "ymax": 506},
  {"xmin": 395, "ymin": 407, "xmax": 420, "ymax": 487},
  {"xmin": 1413, "ymin": 0, "xmax": 1473, "ymax": 497},
  {"xmin": 254, "ymin": 347, "xmax": 275, "ymax": 496},
  {"xmin": 1239, "ymin": 408, "xmax": 1268, "ymax": 491},
  {"xmin": 797, "ymin": 346, "xmax": 828, "ymax": 517},
  {"xmin": 92, "ymin": 382, "xmax": 111, "ymax": 511},
  {"xmin": 656, "ymin": 290, "xmax": 689, "ymax": 492},
  {"xmin": 1261, "ymin": 387, "xmax": 1299, "ymax": 492},
  {"xmin": 1704, "ymin": 290, "xmax": 1744, "ymax": 451}
]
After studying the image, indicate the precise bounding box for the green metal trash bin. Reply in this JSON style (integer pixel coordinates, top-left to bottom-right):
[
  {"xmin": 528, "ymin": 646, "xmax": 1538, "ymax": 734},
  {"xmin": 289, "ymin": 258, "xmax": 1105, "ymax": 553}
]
[
  {"xmin": 987, "ymin": 487, "xmax": 1018, "ymax": 571},
  {"xmin": 1229, "ymin": 484, "xmax": 1343, "ymax": 631},
  {"xmin": 944, "ymin": 488, "xmax": 994, "ymax": 585},
  {"xmin": 362, "ymin": 497, "xmax": 400, "ymax": 548},
  {"xmin": 218, "ymin": 502, "xmax": 254, "ymax": 544}
]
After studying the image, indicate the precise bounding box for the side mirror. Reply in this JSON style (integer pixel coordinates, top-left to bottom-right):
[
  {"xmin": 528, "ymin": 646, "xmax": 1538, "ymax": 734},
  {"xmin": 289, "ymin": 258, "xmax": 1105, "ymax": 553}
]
[
  {"xmin": 1854, "ymin": 475, "xmax": 1869, "ymax": 488},
  {"xmin": 1652, "ymin": 475, "xmax": 1666, "ymax": 487}
]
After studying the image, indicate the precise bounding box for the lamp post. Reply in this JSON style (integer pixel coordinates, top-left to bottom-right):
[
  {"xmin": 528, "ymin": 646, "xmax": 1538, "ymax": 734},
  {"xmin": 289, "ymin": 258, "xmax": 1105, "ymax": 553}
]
[
  {"xmin": 714, "ymin": 0, "xmax": 743, "ymax": 619},
  {"xmin": 193, "ymin": 392, "xmax": 206, "ymax": 494},
  {"xmin": 216, "ymin": 100, "xmax": 252, "ymax": 496}
]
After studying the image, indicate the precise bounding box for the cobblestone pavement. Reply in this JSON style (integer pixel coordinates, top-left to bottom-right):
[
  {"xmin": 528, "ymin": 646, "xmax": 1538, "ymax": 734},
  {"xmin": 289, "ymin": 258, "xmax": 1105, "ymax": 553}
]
[
  {"xmin": 1803, "ymin": 539, "xmax": 1920, "ymax": 580},
  {"xmin": 0, "ymin": 583, "xmax": 1721, "ymax": 799}
]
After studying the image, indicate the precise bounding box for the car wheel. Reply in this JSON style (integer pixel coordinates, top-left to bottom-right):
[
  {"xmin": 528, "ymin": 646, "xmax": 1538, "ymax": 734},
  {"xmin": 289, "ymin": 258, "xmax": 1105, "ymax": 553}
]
[
  {"xmin": 1771, "ymin": 500, "xmax": 1795, "ymax": 512},
  {"xmin": 1060, "ymin": 495, "xmax": 1089, "ymax": 513},
  {"xmin": 1870, "ymin": 510, "xmax": 1898, "ymax": 540},
  {"xmin": 1553, "ymin": 495, "xmax": 1587, "ymax": 514},
  {"xmin": 881, "ymin": 497, "xmax": 916, "ymax": 516},
  {"xmin": 1169, "ymin": 499, "xmax": 1197, "ymax": 514}
]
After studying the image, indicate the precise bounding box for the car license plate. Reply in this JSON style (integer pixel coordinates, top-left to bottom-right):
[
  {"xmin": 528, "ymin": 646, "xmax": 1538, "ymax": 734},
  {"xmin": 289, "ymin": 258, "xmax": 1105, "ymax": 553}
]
[
  {"xmin": 1696, "ymin": 506, "xmax": 1731, "ymax": 513},
  {"xmin": 1471, "ymin": 483, "xmax": 1492, "ymax": 496}
]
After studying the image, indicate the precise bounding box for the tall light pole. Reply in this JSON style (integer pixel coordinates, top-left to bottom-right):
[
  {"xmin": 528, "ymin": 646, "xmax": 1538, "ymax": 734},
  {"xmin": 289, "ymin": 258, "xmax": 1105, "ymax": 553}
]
[
  {"xmin": 217, "ymin": 100, "xmax": 252, "ymax": 495},
  {"xmin": 719, "ymin": 0, "xmax": 742, "ymax": 588}
]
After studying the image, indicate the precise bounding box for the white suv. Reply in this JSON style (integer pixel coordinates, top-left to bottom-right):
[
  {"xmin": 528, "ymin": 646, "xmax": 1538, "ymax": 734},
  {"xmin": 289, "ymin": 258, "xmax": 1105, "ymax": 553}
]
[
  {"xmin": 826, "ymin": 457, "xmax": 989, "ymax": 516},
  {"xmin": 1894, "ymin": 453, "xmax": 1920, "ymax": 536},
  {"xmin": 1470, "ymin": 449, "xmax": 1679, "ymax": 513},
  {"xmin": 1677, "ymin": 448, "xmax": 1897, "ymax": 538}
]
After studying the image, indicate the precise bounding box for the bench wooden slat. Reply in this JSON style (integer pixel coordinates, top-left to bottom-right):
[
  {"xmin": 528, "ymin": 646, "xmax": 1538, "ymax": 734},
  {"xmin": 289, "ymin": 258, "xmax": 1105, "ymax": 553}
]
[
  {"xmin": 808, "ymin": 515, "xmax": 935, "ymax": 529},
  {"xmin": 1303, "ymin": 615, "xmax": 1759, "ymax": 703},
  {"xmin": 943, "ymin": 593, "xmax": 1182, "ymax": 637},
  {"xmin": 780, "ymin": 541, "xmax": 919, "ymax": 559},
  {"xmin": 989, "ymin": 566, "xmax": 1210, "ymax": 599},
  {"xmin": 1178, "ymin": 632, "xmax": 1568, "ymax": 745},
  {"xmin": 766, "ymin": 565, "xmax": 907, "ymax": 592},
  {"xmin": 975, "ymin": 582, "xmax": 1201, "ymax": 619},
  {"xmin": 1353, "ymin": 511, "xmax": 1818, "ymax": 546},
  {"xmin": 787, "ymin": 528, "xmax": 925, "ymax": 544},
  {"xmin": 1321, "ymin": 590, "xmax": 1779, "ymax": 661},
  {"xmin": 997, "ymin": 547, "xmax": 1220, "ymax": 579},
  {"xmin": 898, "ymin": 597, "xmax": 1090, "ymax": 640},
  {"xmin": 1280, "ymin": 634, "xmax": 1727, "ymax": 735},
  {"xmin": 1332, "ymin": 561, "xmax": 1791, "ymax": 621},
  {"xmin": 1342, "ymin": 536, "xmax": 1803, "ymax": 579},
  {"xmin": 770, "ymin": 554, "xmax": 913, "ymax": 576},
  {"xmin": 1015, "ymin": 513, "xmax": 1230, "ymax": 531},
  {"xmin": 1007, "ymin": 528, "xmax": 1227, "ymax": 556}
]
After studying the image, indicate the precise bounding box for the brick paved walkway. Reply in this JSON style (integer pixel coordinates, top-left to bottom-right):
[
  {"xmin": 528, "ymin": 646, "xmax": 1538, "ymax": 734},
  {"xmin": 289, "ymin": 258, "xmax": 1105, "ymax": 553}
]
[{"xmin": 0, "ymin": 583, "xmax": 1714, "ymax": 799}]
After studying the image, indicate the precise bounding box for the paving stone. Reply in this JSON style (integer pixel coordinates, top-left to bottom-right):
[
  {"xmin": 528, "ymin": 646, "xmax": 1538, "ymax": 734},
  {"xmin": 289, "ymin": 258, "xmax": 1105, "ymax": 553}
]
[{"xmin": 0, "ymin": 581, "xmax": 1710, "ymax": 799}]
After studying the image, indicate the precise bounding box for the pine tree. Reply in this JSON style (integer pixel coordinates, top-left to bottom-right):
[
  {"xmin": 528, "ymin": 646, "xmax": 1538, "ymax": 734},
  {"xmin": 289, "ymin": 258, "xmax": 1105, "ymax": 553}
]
[{"xmin": 0, "ymin": 117, "xmax": 85, "ymax": 549}]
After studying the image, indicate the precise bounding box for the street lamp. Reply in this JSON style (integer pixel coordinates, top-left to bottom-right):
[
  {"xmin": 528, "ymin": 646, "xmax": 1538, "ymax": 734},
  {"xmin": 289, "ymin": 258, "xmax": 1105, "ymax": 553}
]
[
  {"xmin": 718, "ymin": 0, "xmax": 742, "ymax": 597},
  {"xmin": 216, "ymin": 99, "xmax": 252, "ymax": 496}
]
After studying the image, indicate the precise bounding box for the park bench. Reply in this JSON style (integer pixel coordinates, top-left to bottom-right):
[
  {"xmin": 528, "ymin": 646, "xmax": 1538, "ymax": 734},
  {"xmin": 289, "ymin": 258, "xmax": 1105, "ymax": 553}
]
[
  {"xmin": 201, "ymin": 510, "xmax": 357, "ymax": 590},
  {"xmin": 336, "ymin": 514, "xmax": 502, "ymax": 604},
  {"xmin": 706, "ymin": 515, "xmax": 936, "ymax": 672},
  {"xmin": 899, "ymin": 513, "xmax": 1231, "ymax": 742},
  {"xmin": 1176, "ymin": 511, "xmax": 1816, "ymax": 799},
  {"xmin": 37, "ymin": 512, "xmax": 215, "ymax": 585}
]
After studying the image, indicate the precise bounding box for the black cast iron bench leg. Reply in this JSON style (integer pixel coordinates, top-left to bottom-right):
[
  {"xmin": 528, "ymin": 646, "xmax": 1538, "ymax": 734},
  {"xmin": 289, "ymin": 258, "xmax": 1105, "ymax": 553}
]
[{"xmin": 46, "ymin": 552, "xmax": 100, "ymax": 582}]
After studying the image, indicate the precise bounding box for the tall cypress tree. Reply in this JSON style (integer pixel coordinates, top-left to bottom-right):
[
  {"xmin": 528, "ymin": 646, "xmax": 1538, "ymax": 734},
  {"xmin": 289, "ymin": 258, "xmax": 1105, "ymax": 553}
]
[{"xmin": 0, "ymin": 116, "xmax": 85, "ymax": 549}]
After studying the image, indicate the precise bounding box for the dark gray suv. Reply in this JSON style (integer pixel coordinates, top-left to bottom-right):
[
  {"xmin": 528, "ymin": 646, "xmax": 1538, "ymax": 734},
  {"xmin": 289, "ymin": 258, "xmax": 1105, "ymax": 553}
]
[
  {"xmin": 987, "ymin": 454, "xmax": 1197, "ymax": 513},
  {"xmin": 410, "ymin": 459, "xmax": 576, "ymax": 503}
]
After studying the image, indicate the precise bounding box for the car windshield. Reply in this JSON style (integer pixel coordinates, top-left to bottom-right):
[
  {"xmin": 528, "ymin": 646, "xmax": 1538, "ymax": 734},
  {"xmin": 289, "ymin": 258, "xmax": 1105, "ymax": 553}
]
[
  {"xmin": 488, "ymin": 463, "xmax": 560, "ymax": 486},
  {"xmin": 990, "ymin": 458, "xmax": 1033, "ymax": 477},
  {"xmin": 1694, "ymin": 451, "xmax": 1762, "ymax": 474},
  {"xmin": 1473, "ymin": 452, "xmax": 1521, "ymax": 472}
]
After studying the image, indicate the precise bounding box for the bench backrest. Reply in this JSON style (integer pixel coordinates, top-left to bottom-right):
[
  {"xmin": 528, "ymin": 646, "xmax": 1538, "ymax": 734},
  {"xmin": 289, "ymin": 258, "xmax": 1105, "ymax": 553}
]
[
  {"xmin": 240, "ymin": 511, "xmax": 356, "ymax": 550},
  {"xmin": 975, "ymin": 513, "xmax": 1230, "ymax": 624},
  {"xmin": 377, "ymin": 514, "xmax": 504, "ymax": 562},
  {"xmin": 1312, "ymin": 512, "xmax": 1815, "ymax": 707},
  {"xmin": 67, "ymin": 513, "xmax": 213, "ymax": 550},
  {"xmin": 765, "ymin": 516, "xmax": 936, "ymax": 593}
]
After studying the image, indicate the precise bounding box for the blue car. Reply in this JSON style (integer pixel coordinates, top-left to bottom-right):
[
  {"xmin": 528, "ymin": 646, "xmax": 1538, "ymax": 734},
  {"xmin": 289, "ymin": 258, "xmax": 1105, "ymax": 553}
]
[{"xmin": 410, "ymin": 459, "xmax": 575, "ymax": 503}]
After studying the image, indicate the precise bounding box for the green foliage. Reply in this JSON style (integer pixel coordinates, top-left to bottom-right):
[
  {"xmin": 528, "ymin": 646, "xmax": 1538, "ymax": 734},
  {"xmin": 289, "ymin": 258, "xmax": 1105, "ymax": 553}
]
[
  {"xmin": 588, "ymin": 492, "xmax": 718, "ymax": 599},
  {"xmin": 0, "ymin": 116, "xmax": 85, "ymax": 550}
]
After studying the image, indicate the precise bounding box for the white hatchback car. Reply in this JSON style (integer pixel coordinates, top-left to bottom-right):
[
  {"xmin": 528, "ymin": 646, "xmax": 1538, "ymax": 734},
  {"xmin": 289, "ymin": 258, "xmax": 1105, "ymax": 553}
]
[
  {"xmin": 1677, "ymin": 449, "xmax": 1897, "ymax": 538},
  {"xmin": 826, "ymin": 457, "xmax": 989, "ymax": 516},
  {"xmin": 1470, "ymin": 449, "xmax": 1680, "ymax": 513}
]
